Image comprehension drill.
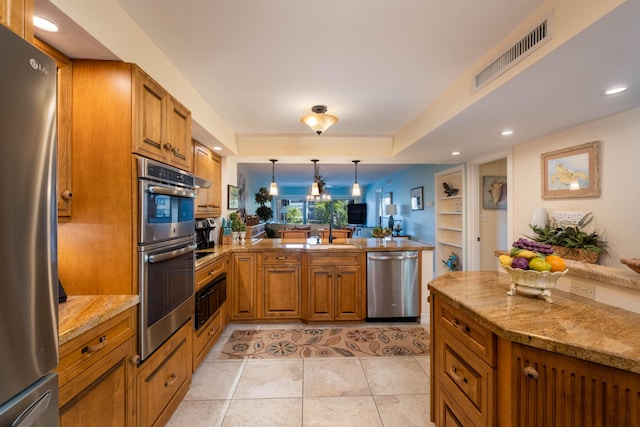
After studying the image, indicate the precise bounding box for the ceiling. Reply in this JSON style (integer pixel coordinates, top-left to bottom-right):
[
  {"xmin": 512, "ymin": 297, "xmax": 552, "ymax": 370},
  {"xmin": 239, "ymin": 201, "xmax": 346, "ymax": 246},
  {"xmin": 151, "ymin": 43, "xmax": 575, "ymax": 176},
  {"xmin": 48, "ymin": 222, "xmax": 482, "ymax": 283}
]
[{"xmin": 34, "ymin": 0, "xmax": 640, "ymax": 186}]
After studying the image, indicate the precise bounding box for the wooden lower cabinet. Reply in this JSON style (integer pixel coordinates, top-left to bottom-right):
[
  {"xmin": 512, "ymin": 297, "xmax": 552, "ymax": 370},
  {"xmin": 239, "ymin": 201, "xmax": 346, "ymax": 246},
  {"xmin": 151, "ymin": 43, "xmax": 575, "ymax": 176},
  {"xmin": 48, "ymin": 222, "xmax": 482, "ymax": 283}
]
[
  {"xmin": 261, "ymin": 251, "xmax": 301, "ymax": 319},
  {"xmin": 432, "ymin": 294, "xmax": 640, "ymax": 426},
  {"xmin": 193, "ymin": 303, "xmax": 227, "ymax": 371},
  {"xmin": 58, "ymin": 307, "xmax": 137, "ymax": 426},
  {"xmin": 500, "ymin": 340, "xmax": 640, "ymax": 427},
  {"xmin": 136, "ymin": 321, "xmax": 192, "ymax": 427},
  {"xmin": 305, "ymin": 252, "xmax": 364, "ymax": 322},
  {"xmin": 230, "ymin": 252, "xmax": 258, "ymax": 320}
]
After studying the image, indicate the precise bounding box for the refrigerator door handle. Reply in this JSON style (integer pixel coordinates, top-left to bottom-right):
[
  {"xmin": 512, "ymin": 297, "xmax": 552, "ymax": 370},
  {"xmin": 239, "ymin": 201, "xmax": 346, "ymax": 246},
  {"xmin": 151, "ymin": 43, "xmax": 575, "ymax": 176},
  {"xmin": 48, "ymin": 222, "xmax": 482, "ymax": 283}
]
[{"xmin": 11, "ymin": 389, "xmax": 52, "ymax": 427}]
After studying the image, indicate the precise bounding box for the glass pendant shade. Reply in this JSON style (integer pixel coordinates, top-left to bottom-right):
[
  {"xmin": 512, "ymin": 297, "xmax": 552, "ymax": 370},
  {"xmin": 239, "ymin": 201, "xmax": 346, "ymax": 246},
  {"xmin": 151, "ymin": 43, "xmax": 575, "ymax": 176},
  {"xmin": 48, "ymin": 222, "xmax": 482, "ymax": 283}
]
[
  {"xmin": 300, "ymin": 105, "xmax": 338, "ymax": 135},
  {"xmin": 269, "ymin": 159, "xmax": 278, "ymax": 195},
  {"xmin": 311, "ymin": 182, "xmax": 320, "ymax": 196},
  {"xmin": 351, "ymin": 160, "xmax": 361, "ymax": 196}
]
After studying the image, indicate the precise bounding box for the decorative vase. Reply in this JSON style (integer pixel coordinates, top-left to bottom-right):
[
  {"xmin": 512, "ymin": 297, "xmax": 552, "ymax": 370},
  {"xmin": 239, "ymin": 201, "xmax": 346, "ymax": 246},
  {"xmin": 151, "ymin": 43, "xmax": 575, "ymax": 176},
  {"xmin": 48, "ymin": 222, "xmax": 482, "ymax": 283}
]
[
  {"xmin": 232, "ymin": 231, "xmax": 239, "ymax": 243},
  {"xmin": 239, "ymin": 231, "xmax": 246, "ymax": 243}
]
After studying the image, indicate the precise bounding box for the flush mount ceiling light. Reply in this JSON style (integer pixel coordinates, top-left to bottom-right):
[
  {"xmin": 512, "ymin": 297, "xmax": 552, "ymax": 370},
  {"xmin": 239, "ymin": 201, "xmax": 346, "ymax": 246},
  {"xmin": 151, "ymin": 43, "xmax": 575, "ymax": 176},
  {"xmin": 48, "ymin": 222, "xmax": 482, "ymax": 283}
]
[
  {"xmin": 351, "ymin": 160, "xmax": 361, "ymax": 197},
  {"xmin": 451, "ymin": 151, "xmax": 461, "ymax": 156},
  {"xmin": 300, "ymin": 105, "xmax": 338, "ymax": 135},
  {"xmin": 603, "ymin": 86, "xmax": 629, "ymax": 95},
  {"xmin": 269, "ymin": 159, "xmax": 278, "ymax": 196},
  {"xmin": 33, "ymin": 15, "xmax": 59, "ymax": 32},
  {"xmin": 306, "ymin": 159, "xmax": 331, "ymax": 201},
  {"xmin": 501, "ymin": 129, "xmax": 514, "ymax": 136}
]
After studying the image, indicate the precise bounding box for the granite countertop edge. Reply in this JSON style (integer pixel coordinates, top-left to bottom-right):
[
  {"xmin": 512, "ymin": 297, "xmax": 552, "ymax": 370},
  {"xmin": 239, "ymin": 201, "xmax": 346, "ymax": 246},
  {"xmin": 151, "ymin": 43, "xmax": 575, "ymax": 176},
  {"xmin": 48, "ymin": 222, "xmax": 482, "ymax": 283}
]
[
  {"xmin": 58, "ymin": 294, "xmax": 139, "ymax": 346},
  {"xmin": 429, "ymin": 271, "xmax": 640, "ymax": 375}
]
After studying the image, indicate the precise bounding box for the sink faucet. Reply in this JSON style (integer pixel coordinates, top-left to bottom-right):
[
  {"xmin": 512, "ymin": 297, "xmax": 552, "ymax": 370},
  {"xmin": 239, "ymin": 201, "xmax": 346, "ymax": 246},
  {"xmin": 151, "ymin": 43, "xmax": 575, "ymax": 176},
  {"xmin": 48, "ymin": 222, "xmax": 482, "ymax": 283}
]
[{"xmin": 328, "ymin": 213, "xmax": 336, "ymax": 243}]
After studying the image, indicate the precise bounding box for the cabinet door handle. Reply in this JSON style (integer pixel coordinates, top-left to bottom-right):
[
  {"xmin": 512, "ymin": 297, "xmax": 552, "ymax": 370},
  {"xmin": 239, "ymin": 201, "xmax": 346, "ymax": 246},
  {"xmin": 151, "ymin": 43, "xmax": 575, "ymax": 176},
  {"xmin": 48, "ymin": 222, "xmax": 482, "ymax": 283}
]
[
  {"xmin": 165, "ymin": 373, "xmax": 178, "ymax": 387},
  {"xmin": 450, "ymin": 366, "xmax": 468, "ymax": 384},
  {"xmin": 163, "ymin": 143, "xmax": 173, "ymax": 150},
  {"xmin": 130, "ymin": 354, "xmax": 141, "ymax": 365},
  {"xmin": 523, "ymin": 365, "xmax": 539, "ymax": 380},
  {"xmin": 84, "ymin": 335, "xmax": 108, "ymax": 353},
  {"xmin": 172, "ymin": 146, "xmax": 180, "ymax": 154}
]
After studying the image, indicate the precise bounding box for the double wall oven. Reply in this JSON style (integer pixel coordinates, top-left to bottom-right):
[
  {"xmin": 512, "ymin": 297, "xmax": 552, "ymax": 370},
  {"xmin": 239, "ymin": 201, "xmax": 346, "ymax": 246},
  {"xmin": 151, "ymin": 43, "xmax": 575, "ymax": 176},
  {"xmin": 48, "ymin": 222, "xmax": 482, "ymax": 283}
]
[{"xmin": 138, "ymin": 157, "xmax": 197, "ymax": 360}]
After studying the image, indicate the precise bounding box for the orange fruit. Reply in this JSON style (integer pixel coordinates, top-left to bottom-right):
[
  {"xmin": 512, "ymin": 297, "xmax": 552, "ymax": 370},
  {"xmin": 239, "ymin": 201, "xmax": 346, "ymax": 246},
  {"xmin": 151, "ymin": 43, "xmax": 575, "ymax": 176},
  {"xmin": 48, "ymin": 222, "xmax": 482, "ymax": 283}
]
[{"xmin": 545, "ymin": 255, "xmax": 566, "ymax": 272}]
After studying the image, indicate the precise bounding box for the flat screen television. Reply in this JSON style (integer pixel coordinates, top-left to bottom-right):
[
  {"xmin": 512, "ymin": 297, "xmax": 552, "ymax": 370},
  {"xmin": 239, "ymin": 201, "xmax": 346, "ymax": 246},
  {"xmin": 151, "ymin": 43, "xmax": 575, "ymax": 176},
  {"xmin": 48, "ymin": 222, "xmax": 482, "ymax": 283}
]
[{"xmin": 347, "ymin": 203, "xmax": 367, "ymax": 225}]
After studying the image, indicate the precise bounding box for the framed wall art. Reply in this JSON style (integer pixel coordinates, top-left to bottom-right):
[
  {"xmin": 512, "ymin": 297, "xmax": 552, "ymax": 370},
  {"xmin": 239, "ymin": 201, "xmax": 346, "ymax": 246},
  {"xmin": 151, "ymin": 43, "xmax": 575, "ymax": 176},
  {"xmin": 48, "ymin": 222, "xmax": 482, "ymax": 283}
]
[
  {"xmin": 483, "ymin": 176, "xmax": 507, "ymax": 209},
  {"xmin": 541, "ymin": 141, "xmax": 600, "ymax": 199},
  {"xmin": 411, "ymin": 186, "xmax": 424, "ymax": 210},
  {"xmin": 227, "ymin": 185, "xmax": 239, "ymax": 209}
]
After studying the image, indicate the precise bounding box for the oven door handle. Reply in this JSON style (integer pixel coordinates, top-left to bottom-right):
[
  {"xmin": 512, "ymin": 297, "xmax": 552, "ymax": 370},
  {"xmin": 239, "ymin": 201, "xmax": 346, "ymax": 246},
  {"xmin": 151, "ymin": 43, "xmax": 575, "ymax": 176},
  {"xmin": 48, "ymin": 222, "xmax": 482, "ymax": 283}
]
[
  {"xmin": 148, "ymin": 185, "xmax": 197, "ymax": 199},
  {"xmin": 147, "ymin": 244, "xmax": 197, "ymax": 263}
]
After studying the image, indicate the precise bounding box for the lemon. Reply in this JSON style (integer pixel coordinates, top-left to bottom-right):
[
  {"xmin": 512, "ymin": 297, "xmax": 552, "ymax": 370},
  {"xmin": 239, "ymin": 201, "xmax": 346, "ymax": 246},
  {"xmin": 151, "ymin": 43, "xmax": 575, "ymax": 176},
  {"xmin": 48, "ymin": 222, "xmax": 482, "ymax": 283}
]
[{"xmin": 499, "ymin": 255, "xmax": 513, "ymax": 267}]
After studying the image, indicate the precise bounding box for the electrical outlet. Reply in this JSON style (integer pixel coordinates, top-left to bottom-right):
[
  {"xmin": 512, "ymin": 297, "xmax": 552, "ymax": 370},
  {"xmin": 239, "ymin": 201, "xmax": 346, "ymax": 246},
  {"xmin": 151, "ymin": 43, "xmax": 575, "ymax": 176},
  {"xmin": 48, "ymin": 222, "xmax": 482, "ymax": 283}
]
[{"xmin": 570, "ymin": 281, "xmax": 595, "ymax": 299}]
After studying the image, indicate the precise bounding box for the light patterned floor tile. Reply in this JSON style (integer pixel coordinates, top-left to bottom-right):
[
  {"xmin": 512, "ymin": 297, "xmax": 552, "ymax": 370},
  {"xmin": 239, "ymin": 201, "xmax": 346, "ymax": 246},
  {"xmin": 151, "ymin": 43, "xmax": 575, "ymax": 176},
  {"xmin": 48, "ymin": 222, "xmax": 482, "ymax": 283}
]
[
  {"xmin": 374, "ymin": 394, "xmax": 430, "ymax": 427},
  {"xmin": 222, "ymin": 398, "xmax": 302, "ymax": 426},
  {"xmin": 186, "ymin": 360, "xmax": 245, "ymax": 400},
  {"xmin": 167, "ymin": 399, "xmax": 228, "ymax": 427},
  {"xmin": 303, "ymin": 358, "xmax": 370, "ymax": 397},
  {"xmin": 360, "ymin": 357, "xmax": 429, "ymax": 395},
  {"xmin": 414, "ymin": 355, "xmax": 430, "ymax": 376},
  {"xmin": 302, "ymin": 396, "xmax": 383, "ymax": 427},
  {"xmin": 233, "ymin": 359, "xmax": 303, "ymax": 399}
]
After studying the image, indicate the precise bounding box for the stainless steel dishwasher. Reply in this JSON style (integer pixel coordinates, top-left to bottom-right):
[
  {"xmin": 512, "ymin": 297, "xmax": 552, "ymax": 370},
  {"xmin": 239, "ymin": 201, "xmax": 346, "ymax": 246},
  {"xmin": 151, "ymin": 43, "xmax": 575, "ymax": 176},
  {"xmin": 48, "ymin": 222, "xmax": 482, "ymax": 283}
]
[{"xmin": 367, "ymin": 251, "xmax": 419, "ymax": 320}]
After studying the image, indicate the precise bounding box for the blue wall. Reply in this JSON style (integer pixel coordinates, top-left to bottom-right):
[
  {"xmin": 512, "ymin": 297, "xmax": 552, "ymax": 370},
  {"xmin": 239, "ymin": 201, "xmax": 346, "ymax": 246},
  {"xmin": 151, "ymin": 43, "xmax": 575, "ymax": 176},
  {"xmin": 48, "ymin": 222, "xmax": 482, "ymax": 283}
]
[{"xmin": 362, "ymin": 164, "xmax": 459, "ymax": 244}]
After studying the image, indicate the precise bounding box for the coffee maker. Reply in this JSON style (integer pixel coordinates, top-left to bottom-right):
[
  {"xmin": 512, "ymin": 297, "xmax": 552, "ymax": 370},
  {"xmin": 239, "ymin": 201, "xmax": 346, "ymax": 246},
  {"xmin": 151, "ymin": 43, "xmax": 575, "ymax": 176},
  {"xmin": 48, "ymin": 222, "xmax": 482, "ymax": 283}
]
[{"xmin": 195, "ymin": 218, "xmax": 217, "ymax": 250}]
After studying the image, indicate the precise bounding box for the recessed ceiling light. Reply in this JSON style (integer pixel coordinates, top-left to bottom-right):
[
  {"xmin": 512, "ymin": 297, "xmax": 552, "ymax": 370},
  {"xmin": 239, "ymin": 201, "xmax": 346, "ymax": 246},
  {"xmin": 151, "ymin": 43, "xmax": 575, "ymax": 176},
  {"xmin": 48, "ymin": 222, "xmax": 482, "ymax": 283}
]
[
  {"xmin": 501, "ymin": 129, "xmax": 514, "ymax": 136},
  {"xmin": 451, "ymin": 151, "xmax": 461, "ymax": 156},
  {"xmin": 33, "ymin": 16, "xmax": 59, "ymax": 32},
  {"xmin": 603, "ymin": 86, "xmax": 628, "ymax": 95},
  {"xmin": 213, "ymin": 146, "xmax": 222, "ymax": 151}
]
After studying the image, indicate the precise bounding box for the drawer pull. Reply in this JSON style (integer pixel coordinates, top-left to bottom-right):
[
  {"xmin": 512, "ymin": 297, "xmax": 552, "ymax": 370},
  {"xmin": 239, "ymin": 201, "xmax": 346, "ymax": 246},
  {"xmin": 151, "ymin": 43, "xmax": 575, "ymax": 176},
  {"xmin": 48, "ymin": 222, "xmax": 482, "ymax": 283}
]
[
  {"xmin": 165, "ymin": 373, "xmax": 178, "ymax": 387},
  {"xmin": 276, "ymin": 256, "xmax": 287, "ymax": 260},
  {"xmin": 83, "ymin": 335, "xmax": 108, "ymax": 353},
  {"xmin": 208, "ymin": 327, "xmax": 218, "ymax": 336},
  {"xmin": 450, "ymin": 366, "xmax": 468, "ymax": 384},
  {"xmin": 130, "ymin": 354, "xmax": 141, "ymax": 365},
  {"xmin": 208, "ymin": 267, "xmax": 221, "ymax": 275},
  {"xmin": 452, "ymin": 318, "xmax": 471, "ymax": 334},
  {"xmin": 524, "ymin": 365, "xmax": 539, "ymax": 380}
]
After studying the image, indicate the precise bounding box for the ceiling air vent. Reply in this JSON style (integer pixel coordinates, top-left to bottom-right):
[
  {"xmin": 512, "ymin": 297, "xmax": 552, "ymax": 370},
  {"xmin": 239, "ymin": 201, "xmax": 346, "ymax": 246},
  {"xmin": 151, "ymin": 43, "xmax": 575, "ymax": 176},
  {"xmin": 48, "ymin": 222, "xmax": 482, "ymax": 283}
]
[{"xmin": 473, "ymin": 14, "xmax": 553, "ymax": 92}]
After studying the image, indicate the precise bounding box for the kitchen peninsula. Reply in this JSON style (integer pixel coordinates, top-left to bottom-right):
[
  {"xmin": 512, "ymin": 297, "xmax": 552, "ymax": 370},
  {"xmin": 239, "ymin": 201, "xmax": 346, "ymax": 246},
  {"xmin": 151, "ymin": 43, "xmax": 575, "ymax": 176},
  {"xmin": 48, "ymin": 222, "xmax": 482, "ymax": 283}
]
[{"xmin": 429, "ymin": 271, "xmax": 640, "ymax": 426}]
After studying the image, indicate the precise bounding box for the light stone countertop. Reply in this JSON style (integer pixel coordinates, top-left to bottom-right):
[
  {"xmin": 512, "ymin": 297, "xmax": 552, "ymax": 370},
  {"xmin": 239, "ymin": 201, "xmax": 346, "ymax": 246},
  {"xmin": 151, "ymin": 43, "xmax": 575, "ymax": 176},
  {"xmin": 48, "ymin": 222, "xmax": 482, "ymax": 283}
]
[
  {"xmin": 429, "ymin": 271, "xmax": 640, "ymax": 374},
  {"xmin": 58, "ymin": 295, "xmax": 139, "ymax": 346}
]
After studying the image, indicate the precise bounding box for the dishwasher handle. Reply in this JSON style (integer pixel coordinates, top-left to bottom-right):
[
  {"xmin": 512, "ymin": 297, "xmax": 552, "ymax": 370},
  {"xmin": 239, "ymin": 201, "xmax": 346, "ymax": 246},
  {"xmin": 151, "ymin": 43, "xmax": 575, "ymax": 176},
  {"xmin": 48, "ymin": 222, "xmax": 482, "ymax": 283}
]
[{"xmin": 368, "ymin": 253, "xmax": 418, "ymax": 261}]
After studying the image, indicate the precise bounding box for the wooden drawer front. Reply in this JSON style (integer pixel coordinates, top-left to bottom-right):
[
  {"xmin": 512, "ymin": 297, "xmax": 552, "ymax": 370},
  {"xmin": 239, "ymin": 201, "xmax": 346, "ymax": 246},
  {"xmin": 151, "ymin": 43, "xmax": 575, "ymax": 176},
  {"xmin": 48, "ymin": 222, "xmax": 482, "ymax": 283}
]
[
  {"xmin": 437, "ymin": 327, "xmax": 495, "ymax": 427},
  {"xmin": 137, "ymin": 321, "xmax": 191, "ymax": 427},
  {"xmin": 435, "ymin": 297, "xmax": 496, "ymax": 366},
  {"xmin": 58, "ymin": 307, "xmax": 136, "ymax": 388},
  {"xmin": 263, "ymin": 251, "xmax": 301, "ymax": 264},
  {"xmin": 194, "ymin": 307, "xmax": 223, "ymax": 362},
  {"xmin": 196, "ymin": 257, "xmax": 227, "ymax": 292},
  {"xmin": 309, "ymin": 252, "xmax": 360, "ymax": 265},
  {"xmin": 437, "ymin": 383, "xmax": 477, "ymax": 427}
]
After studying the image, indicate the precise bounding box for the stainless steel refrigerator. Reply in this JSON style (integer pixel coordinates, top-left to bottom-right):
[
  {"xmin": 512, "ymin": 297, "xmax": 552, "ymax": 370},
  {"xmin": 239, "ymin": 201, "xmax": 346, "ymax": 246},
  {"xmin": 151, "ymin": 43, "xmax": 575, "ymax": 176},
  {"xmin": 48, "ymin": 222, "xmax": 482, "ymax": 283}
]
[{"xmin": 0, "ymin": 25, "xmax": 59, "ymax": 426}]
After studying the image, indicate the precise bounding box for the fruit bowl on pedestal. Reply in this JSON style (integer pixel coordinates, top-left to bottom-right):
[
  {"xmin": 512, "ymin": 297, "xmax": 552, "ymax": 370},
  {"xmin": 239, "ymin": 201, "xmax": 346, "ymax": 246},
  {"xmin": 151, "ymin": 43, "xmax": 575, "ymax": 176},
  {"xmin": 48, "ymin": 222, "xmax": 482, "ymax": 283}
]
[{"xmin": 500, "ymin": 265, "xmax": 568, "ymax": 303}]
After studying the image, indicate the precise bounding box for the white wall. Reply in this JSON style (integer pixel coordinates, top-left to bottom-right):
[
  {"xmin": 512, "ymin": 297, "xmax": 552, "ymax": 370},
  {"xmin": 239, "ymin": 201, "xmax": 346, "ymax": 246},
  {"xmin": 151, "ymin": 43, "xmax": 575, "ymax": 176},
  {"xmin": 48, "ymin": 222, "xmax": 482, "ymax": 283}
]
[
  {"xmin": 479, "ymin": 159, "xmax": 508, "ymax": 270},
  {"xmin": 513, "ymin": 107, "xmax": 639, "ymax": 267},
  {"xmin": 512, "ymin": 107, "xmax": 640, "ymax": 309}
]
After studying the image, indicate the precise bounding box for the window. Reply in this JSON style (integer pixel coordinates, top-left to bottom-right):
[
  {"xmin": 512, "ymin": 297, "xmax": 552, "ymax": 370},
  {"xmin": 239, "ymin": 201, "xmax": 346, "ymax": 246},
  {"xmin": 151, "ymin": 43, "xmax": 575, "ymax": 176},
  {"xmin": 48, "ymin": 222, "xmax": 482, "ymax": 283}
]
[{"xmin": 276, "ymin": 198, "xmax": 354, "ymax": 226}]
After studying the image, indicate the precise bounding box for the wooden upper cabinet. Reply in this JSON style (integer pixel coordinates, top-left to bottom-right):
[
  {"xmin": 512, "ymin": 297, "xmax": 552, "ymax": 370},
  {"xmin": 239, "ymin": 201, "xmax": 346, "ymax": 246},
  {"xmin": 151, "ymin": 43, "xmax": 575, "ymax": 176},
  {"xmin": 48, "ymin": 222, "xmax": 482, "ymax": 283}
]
[
  {"xmin": 35, "ymin": 38, "xmax": 73, "ymax": 217},
  {"xmin": 1, "ymin": 0, "xmax": 34, "ymax": 42},
  {"xmin": 193, "ymin": 141, "xmax": 221, "ymax": 217},
  {"xmin": 133, "ymin": 68, "xmax": 192, "ymax": 171}
]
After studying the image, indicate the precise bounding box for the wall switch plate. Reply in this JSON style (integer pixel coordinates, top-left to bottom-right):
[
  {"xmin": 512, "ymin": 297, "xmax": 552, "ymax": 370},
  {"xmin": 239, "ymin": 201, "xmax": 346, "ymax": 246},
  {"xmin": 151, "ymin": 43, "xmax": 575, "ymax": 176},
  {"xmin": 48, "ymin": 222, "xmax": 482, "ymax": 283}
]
[
  {"xmin": 570, "ymin": 281, "xmax": 595, "ymax": 299},
  {"xmin": 480, "ymin": 213, "xmax": 488, "ymax": 222}
]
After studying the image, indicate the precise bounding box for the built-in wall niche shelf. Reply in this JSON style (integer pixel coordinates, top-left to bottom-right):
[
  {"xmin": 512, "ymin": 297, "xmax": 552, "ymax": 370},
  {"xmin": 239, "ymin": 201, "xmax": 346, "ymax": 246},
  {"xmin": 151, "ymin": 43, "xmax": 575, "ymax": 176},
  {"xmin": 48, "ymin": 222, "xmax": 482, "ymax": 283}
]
[{"xmin": 434, "ymin": 165, "xmax": 466, "ymax": 277}]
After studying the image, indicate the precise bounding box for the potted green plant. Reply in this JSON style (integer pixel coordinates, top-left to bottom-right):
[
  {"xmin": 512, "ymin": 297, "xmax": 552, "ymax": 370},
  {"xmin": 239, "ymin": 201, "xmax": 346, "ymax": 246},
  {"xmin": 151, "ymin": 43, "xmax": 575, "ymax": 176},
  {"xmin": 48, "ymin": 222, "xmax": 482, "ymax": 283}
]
[
  {"xmin": 528, "ymin": 212, "xmax": 607, "ymax": 264},
  {"xmin": 229, "ymin": 212, "xmax": 244, "ymax": 243},
  {"xmin": 254, "ymin": 187, "xmax": 273, "ymax": 222}
]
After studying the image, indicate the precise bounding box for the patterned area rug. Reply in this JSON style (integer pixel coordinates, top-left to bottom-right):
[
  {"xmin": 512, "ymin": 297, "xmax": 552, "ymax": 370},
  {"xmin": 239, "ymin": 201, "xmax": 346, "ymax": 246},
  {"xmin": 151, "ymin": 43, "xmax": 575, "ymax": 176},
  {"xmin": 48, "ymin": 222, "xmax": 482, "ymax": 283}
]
[{"xmin": 219, "ymin": 326, "xmax": 430, "ymax": 359}]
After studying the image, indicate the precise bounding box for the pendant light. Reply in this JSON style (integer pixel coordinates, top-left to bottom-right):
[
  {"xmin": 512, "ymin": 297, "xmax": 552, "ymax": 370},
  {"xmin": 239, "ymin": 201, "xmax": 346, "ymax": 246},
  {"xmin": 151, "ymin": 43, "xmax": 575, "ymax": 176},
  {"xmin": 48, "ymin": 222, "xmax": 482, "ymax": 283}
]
[
  {"xmin": 351, "ymin": 160, "xmax": 361, "ymax": 196},
  {"xmin": 300, "ymin": 105, "xmax": 338, "ymax": 135},
  {"xmin": 269, "ymin": 159, "xmax": 278, "ymax": 196},
  {"xmin": 306, "ymin": 159, "xmax": 331, "ymax": 201}
]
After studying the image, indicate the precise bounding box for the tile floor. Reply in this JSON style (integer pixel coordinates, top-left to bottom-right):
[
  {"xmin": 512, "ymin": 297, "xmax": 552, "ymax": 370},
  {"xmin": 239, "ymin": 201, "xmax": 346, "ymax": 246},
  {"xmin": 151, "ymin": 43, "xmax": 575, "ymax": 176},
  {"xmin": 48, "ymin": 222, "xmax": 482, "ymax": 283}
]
[{"xmin": 168, "ymin": 322, "xmax": 436, "ymax": 427}]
